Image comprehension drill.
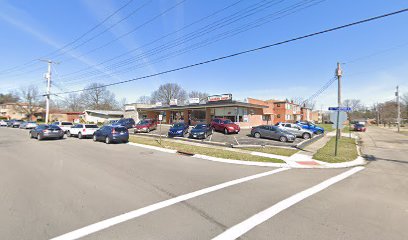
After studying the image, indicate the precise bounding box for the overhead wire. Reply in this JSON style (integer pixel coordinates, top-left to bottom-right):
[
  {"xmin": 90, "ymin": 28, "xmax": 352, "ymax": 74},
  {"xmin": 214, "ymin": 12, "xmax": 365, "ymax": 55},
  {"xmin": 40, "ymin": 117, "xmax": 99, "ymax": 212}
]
[{"xmin": 50, "ymin": 8, "xmax": 407, "ymax": 96}]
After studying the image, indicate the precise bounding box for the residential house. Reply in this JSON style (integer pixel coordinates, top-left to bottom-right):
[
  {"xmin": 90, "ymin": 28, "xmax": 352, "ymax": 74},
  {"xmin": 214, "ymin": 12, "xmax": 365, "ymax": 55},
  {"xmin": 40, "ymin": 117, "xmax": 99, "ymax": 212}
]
[
  {"xmin": 0, "ymin": 102, "xmax": 44, "ymax": 120},
  {"xmin": 82, "ymin": 110, "xmax": 124, "ymax": 123}
]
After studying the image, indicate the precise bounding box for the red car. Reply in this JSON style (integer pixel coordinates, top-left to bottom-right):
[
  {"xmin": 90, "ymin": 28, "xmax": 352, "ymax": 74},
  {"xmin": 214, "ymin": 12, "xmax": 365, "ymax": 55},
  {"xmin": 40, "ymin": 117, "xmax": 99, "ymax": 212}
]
[
  {"xmin": 134, "ymin": 119, "xmax": 157, "ymax": 133},
  {"xmin": 353, "ymin": 123, "xmax": 366, "ymax": 132},
  {"xmin": 211, "ymin": 118, "xmax": 240, "ymax": 134}
]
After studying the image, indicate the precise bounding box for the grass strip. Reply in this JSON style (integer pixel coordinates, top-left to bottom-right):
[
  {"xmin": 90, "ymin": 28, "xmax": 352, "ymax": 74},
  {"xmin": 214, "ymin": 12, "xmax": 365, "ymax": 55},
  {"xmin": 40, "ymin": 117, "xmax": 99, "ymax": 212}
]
[
  {"xmin": 313, "ymin": 137, "xmax": 358, "ymax": 163},
  {"xmin": 129, "ymin": 136, "xmax": 285, "ymax": 163}
]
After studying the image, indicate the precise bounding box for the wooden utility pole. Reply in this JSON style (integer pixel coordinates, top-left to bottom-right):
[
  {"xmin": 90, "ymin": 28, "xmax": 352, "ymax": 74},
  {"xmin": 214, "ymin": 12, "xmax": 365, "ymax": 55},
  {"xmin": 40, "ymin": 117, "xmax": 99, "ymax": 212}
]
[{"xmin": 396, "ymin": 86, "xmax": 400, "ymax": 132}]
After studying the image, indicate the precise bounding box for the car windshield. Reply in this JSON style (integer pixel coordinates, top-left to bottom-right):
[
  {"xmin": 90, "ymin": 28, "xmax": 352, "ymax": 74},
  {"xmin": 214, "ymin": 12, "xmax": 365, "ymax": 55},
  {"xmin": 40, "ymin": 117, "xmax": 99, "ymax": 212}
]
[
  {"xmin": 28, "ymin": 121, "xmax": 36, "ymax": 123},
  {"xmin": 194, "ymin": 124, "xmax": 206, "ymax": 129},
  {"xmin": 138, "ymin": 120, "xmax": 149, "ymax": 125},
  {"xmin": 223, "ymin": 120, "xmax": 233, "ymax": 124},
  {"xmin": 48, "ymin": 125, "xmax": 61, "ymax": 130},
  {"xmin": 355, "ymin": 124, "xmax": 364, "ymax": 127},
  {"xmin": 173, "ymin": 123, "xmax": 184, "ymax": 128},
  {"xmin": 62, "ymin": 122, "xmax": 72, "ymax": 125},
  {"xmin": 85, "ymin": 124, "xmax": 98, "ymax": 128}
]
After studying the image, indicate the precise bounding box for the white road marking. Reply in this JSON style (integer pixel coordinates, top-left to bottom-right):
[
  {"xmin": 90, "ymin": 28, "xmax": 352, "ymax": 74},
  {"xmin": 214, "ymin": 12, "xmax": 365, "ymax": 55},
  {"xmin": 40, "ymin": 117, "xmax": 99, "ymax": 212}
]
[
  {"xmin": 212, "ymin": 166, "xmax": 365, "ymax": 240},
  {"xmin": 50, "ymin": 168, "xmax": 289, "ymax": 240}
]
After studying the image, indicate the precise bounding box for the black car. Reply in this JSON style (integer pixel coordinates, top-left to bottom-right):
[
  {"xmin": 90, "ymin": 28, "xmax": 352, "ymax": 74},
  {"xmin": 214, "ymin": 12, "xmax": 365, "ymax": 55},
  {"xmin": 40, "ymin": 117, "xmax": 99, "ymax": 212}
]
[
  {"xmin": 93, "ymin": 125, "xmax": 129, "ymax": 144},
  {"xmin": 189, "ymin": 124, "xmax": 213, "ymax": 139},
  {"xmin": 168, "ymin": 122, "xmax": 189, "ymax": 137},
  {"xmin": 29, "ymin": 124, "xmax": 64, "ymax": 140},
  {"xmin": 116, "ymin": 118, "xmax": 136, "ymax": 129}
]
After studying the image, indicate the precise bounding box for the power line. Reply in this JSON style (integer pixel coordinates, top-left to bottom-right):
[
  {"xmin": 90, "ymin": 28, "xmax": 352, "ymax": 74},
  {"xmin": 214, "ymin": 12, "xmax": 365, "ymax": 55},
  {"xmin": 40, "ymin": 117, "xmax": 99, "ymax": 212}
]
[
  {"xmin": 0, "ymin": 0, "xmax": 135, "ymax": 75},
  {"xmin": 58, "ymin": 0, "xmax": 320, "ymax": 84},
  {"xmin": 52, "ymin": 8, "xmax": 407, "ymax": 95}
]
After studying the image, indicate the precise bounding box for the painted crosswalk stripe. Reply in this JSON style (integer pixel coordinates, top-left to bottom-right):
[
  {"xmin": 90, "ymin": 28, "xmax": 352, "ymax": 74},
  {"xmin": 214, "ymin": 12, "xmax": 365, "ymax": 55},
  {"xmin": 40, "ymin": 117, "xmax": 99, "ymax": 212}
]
[
  {"xmin": 50, "ymin": 168, "xmax": 289, "ymax": 240},
  {"xmin": 212, "ymin": 166, "xmax": 365, "ymax": 240}
]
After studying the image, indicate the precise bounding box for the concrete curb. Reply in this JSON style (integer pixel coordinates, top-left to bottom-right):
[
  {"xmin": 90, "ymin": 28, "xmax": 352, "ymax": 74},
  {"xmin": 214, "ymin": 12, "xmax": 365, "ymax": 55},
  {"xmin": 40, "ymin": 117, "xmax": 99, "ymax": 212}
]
[{"xmin": 126, "ymin": 141, "xmax": 366, "ymax": 169}]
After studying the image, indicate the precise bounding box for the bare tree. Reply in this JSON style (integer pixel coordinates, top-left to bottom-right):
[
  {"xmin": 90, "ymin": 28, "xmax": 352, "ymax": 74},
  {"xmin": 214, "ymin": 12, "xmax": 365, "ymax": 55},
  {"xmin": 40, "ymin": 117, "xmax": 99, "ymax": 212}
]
[
  {"xmin": 80, "ymin": 83, "xmax": 119, "ymax": 110},
  {"xmin": 401, "ymin": 92, "xmax": 408, "ymax": 119},
  {"xmin": 63, "ymin": 93, "xmax": 84, "ymax": 112},
  {"xmin": 151, "ymin": 83, "xmax": 187, "ymax": 105},
  {"xmin": 188, "ymin": 91, "xmax": 209, "ymax": 103},
  {"xmin": 16, "ymin": 85, "xmax": 42, "ymax": 120},
  {"xmin": 137, "ymin": 95, "xmax": 151, "ymax": 104},
  {"xmin": 0, "ymin": 92, "xmax": 19, "ymax": 104},
  {"xmin": 343, "ymin": 99, "xmax": 363, "ymax": 111}
]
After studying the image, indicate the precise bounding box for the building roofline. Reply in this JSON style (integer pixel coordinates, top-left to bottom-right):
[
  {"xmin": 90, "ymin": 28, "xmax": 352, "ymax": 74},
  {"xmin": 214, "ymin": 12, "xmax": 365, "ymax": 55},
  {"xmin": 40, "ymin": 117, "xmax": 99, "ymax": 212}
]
[{"xmin": 138, "ymin": 100, "xmax": 267, "ymax": 111}]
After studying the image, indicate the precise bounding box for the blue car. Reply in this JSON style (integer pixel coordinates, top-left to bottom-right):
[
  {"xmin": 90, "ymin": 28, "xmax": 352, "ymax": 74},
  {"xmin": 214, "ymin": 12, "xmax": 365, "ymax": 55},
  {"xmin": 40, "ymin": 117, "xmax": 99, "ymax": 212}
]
[
  {"xmin": 93, "ymin": 125, "xmax": 129, "ymax": 144},
  {"xmin": 297, "ymin": 122, "xmax": 324, "ymax": 134},
  {"xmin": 168, "ymin": 122, "xmax": 189, "ymax": 137}
]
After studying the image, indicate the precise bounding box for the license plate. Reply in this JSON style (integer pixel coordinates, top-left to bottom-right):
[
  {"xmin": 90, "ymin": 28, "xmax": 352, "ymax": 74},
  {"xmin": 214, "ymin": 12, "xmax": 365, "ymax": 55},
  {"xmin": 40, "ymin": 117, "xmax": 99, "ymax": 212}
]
[
  {"xmin": 193, "ymin": 135, "xmax": 197, "ymax": 137},
  {"xmin": 120, "ymin": 132, "xmax": 124, "ymax": 135}
]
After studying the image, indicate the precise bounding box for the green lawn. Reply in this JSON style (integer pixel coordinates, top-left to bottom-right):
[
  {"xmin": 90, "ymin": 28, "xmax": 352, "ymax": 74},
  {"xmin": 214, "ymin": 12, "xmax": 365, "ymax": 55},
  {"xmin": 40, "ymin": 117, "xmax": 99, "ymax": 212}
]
[
  {"xmin": 313, "ymin": 137, "xmax": 358, "ymax": 163},
  {"xmin": 317, "ymin": 124, "xmax": 334, "ymax": 133},
  {"xmin": 129, "ymin": 136, "xmax": 285, "ymax": 163},
  {"xmin": 241, "ymin": 147, "xmax": 298, "ymax": 157}
]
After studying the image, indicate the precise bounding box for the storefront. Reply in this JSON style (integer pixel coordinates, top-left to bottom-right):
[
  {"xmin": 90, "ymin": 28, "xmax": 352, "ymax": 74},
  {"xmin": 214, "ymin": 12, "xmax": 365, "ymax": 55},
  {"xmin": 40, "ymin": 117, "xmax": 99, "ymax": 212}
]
[{"xmin": 137, "ymin": 96, "xmax": 268, "ymax": 128}]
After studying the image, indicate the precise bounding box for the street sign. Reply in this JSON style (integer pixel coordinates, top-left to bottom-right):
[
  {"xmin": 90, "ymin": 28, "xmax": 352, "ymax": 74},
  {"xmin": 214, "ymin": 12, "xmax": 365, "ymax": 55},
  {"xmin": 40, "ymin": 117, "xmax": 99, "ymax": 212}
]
[
  {"xmin": 328, "ymin": 107, "xmax": 352, "ymax": 111},
  {"xmin": 158, "ymin": 114, "xmax": 163, "ymax": 121},
  {"xmin": 330, "ymin": 111, "xmax": 347, "ymax": 129}
]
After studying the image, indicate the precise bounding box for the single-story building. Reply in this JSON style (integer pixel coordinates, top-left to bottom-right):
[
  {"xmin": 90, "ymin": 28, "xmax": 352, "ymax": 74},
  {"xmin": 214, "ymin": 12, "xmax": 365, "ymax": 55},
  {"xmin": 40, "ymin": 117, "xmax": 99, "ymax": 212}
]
[
  {"xmin": 82, "ymin": 110, "xmax": 124, "ymax": 123},
  {"xmin": 137, "ymin": 94, "xmax": 269, "ymax": 128},
  {"xmin": 50, "ymin": 111, "xmax": 83, "ymax": 122},
  {"xmin": 123, "ymin": 103, "xmax": 155, "ymax": 124}
]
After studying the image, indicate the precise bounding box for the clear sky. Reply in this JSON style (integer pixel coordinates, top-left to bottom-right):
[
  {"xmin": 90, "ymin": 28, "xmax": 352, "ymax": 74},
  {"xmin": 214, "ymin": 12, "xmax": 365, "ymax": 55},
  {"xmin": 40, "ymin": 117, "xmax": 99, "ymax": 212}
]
[{"xmin": 0, "ymin": 0, "xmax": 407, "ymax": 109}]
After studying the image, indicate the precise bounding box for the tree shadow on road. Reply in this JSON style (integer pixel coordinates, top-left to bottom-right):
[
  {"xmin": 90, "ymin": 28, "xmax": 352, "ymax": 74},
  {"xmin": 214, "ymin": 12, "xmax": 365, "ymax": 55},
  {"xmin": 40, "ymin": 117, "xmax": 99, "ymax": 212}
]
[{"xmin": 363, "ymin": 154, "xmax": 408, "ymax": 165}]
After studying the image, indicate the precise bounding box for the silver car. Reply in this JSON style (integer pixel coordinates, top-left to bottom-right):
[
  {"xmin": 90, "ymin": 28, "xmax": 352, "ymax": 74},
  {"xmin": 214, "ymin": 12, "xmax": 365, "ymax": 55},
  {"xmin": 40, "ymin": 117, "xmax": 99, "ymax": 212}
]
[
  {"xmin": 29, "ymin": 124, "xmax": 64, "ymax": 140},
  {"xmin": 251, "ymin": 125, "xmax": 296, "ymax": 142},
  {"xmin": 275, "ymin": 122, "xmax": 313, "ymax": 139}
]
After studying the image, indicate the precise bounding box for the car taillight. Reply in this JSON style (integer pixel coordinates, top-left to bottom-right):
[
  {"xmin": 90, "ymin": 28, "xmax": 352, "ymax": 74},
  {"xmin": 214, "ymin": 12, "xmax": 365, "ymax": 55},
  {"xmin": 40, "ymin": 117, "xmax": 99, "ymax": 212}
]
[
  {"xmin": 83, "ymin": 128, "xmax": 86, "ymax": 132},
  {"xmin": 43, "ymin": 130, "xmax": 49, "ymax": 133},
  {"xmin": 112, "ymin": 128, "xmax": 116, "ymax": 134}
]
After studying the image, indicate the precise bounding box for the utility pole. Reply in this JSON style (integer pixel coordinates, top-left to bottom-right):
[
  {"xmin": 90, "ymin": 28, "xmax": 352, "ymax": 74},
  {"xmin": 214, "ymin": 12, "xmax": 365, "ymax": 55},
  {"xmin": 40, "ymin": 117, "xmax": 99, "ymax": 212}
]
[
  {"xmin": 376, "ymin": 102, "xmax": 379, "ymax": 126},
  {"xmin": 334, "ymin": 62, "xmax": 342, "ymax": 156},
  {"xmin": 40, "ymin": 59, "xmax": 59, "ymax": 124},
  {"xmin": 396, "ymin": 86, "xmax": 400, "ymax": 132}
]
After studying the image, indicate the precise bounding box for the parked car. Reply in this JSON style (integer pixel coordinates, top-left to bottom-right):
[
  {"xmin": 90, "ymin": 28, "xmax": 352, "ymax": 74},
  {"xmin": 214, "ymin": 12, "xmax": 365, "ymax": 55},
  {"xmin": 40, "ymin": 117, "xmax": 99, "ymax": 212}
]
[
  {"xmin": 297, "ymin": 122, "xmax": 324, "ymax": 134},
  {"xmin": 10, "ymin": 119, "xmax": 24, "ymax": 128},
  {"xmin": 19, "ymin": 122, "xmax": 28, "ymax": 129},
  {"xmin": 189, "ymin": 124, "xmax": 213, "ymax": 139},
  {"xmin": 0, "ymin": 120, "xmax": 8, "ymax": 126},
  {"xmin": 24, "ymin": 121, "xmax": 38, "ymax": 129},
  {"xmin": 29, "ymin": 124, "xmax": 64, "ymax": 140},
  {"xmin": 275, "ymin": 122, "xmax": 313, "ymax": 139},
  {"xmin": 353, "ymin": 123, "xmax": 366, "ymax": 132},
  {"xmin": 168, "ymin": 122, "xmax": 189, "ymax": 137},
  {"xmin": 67, "ymin": 124, "xmax": 99, "ymax": 139},
  {"xmin": 93, "ymin": 125, "xmax": 129, "ymax": 144},
  {"xmin": 211, "ymin": 118, "xmax": 240, "ymax": 134},
  {"xmin": 134, "ymin": 119, "xmax": 157, "ymax": 133},
  {"xmin": 52, "ymin": 121, "xmax": 73, "ymax": 133},
  {"xmin": 251, "ymin": 125, "xmax": 296, "ymax": 142},
  {"xmin": 116, "ymin": 118, "xmax": 135, "ymax": 129}
]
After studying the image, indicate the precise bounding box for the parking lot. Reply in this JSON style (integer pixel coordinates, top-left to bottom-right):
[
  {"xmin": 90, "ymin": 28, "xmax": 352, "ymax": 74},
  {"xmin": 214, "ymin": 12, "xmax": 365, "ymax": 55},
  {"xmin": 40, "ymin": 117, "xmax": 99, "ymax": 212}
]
[{"xmin": 131, "ymin": 124, "xmax": 305, "ymax": 147}]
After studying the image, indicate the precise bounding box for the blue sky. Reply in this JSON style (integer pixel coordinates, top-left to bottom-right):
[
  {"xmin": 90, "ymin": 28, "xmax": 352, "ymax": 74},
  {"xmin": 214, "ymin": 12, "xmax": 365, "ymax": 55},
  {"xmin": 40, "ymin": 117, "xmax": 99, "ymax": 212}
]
[{"xmin": 0, "ymin": 0, "xmax": 407, "ymax": 109}]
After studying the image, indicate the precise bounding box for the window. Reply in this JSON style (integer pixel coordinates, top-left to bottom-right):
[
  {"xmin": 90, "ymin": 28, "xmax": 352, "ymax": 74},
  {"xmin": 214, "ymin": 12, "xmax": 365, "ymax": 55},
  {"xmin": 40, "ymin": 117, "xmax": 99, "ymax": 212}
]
[
  {"xmin": 285, "ymin": 124, "xmax": 291, "ymax": 127},
  {"xmin": 85, "ymin": 124, "xmax": 98, "ymax": 128},
  {"xmin": 277, "ymin": 104, "xmax": 280, "ymax": 107},
  {"xmin": 262, "ymin": 115, "xmax": 270, "ymax": 121},
  {"xmin": 277, "ymin": 114, "xmax": 281, "ymax": 118}
]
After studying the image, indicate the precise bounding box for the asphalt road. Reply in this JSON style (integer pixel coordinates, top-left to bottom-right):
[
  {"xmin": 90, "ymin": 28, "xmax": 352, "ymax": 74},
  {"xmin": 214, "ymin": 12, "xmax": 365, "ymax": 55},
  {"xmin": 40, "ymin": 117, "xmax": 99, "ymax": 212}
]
[{"xmin": 0, "ymin": 126, "xmax": 406, "ymax": 240}]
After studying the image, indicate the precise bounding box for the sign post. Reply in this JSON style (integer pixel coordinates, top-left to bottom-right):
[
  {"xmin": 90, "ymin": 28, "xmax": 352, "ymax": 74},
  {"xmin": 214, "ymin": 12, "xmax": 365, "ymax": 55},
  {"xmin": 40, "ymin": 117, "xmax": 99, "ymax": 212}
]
[{"xmin": 158, "ymin": 114, "xmax": 163, "ymax": 144}]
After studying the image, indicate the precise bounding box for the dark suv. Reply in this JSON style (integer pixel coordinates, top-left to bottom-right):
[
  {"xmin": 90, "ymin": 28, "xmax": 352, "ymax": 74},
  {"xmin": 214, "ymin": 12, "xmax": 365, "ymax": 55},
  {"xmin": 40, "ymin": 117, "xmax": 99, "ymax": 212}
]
[
  {"xmin": 116, "ymin": 118, "xmax": 135, "ymax": 129},
  {"xmin": 93, "ymin": 125, "xmax": 129, "ymax": 144}
]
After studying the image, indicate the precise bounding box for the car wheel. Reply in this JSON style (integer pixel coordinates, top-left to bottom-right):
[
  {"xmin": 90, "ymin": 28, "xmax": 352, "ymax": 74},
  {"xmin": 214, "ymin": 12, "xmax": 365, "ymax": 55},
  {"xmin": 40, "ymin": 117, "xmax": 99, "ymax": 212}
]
[
  {"xmin": 254, "ymin": 132, "xmax": 261, "ymax": 138},
  {"xmin": 78, "ymin": 132, "xmax": 83, "ymax": 139},
  {"xmin": 146, "ymin": 128, "xmax": 150, "ymax": 133},
  {"xmin": 93, "ymin": 135, "xmax": 97, "ymax": 142},
  {"xmin": 224, "ymin": 128, "xmax": 228, "ymax": 134},
  {"xmin": 302, "ymin": 133, "xmax": 311, "ymax": 139},
  {"xmin": 105, "ymin": 137, "xmax": 111, "ymax": 144},
  {"xmin": 29, "ymin": 132, "xmax": 33, "ymax": 138},
  {"xmin": 279, "ymin": 136, "xmax": 287, "ymax": 142},
  {"xmin": 59, "ymin": 135, "xmax": 64, "ymax": 139},
  {"xmin": 37, "ymin": 134, "xmax": 42, "ymax": 141},
  {"xmin": 204, "ymin": 133, "xmax": 207, "ymax": 139},
  {"xmin": 67, "ymin": 131, "xmax": 71, "ymax": 137}
]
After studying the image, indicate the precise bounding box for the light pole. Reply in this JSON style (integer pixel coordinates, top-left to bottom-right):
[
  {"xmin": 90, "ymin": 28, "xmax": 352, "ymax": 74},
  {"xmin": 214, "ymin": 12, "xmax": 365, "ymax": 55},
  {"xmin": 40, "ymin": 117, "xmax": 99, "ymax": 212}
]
[{"xmin": 335, "ymin": 62, "xmax": 342, "ymax": 156}]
